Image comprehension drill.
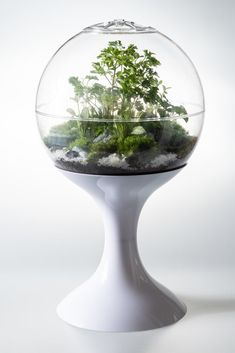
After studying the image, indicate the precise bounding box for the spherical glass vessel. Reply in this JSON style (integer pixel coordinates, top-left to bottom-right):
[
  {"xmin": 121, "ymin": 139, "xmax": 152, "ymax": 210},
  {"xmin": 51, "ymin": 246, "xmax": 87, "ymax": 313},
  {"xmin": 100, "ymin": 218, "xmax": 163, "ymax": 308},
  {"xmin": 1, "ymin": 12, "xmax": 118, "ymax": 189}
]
[{"xmin": 36, "ymin": 19, "xmax": 204, "ymax": 175}]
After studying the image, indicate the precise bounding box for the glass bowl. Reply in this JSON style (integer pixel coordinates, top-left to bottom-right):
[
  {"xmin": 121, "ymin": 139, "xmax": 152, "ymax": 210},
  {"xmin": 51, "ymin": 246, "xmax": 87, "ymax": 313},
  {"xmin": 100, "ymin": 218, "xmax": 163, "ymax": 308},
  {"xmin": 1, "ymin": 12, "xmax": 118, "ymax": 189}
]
[{"xmin": 36, "ymin": 19, "xmax": 204, "ymax": 175}]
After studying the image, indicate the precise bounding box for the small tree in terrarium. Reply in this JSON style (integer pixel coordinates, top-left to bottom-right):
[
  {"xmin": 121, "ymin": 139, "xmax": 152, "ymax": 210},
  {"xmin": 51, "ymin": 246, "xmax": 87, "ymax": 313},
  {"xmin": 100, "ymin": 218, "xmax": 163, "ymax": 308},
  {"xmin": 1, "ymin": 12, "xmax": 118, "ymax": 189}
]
[{"xmin": 41, "ymin": 40, "xmax": 199, "ymax": 175}]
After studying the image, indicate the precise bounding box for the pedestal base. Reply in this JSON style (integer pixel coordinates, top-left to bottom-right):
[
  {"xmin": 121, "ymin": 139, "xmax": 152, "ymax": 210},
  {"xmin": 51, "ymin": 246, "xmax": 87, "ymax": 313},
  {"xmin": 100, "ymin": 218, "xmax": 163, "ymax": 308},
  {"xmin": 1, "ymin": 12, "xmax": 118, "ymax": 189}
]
[
  {"xmin": 57, "ymin": 271, "xmax": 186, "ymax": 332},
  {"xmin": 57, "ymin": 168, "xmax": 186, "ymax": 332}
]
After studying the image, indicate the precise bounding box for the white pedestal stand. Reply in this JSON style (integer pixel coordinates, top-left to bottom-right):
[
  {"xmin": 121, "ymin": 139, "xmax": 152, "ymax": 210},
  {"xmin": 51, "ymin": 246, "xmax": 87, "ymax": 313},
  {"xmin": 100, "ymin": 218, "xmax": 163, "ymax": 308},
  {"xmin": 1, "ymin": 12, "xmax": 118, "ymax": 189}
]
[{"xmin": 57, "ymin": 168, "xmax": 186, "ymax": 332}]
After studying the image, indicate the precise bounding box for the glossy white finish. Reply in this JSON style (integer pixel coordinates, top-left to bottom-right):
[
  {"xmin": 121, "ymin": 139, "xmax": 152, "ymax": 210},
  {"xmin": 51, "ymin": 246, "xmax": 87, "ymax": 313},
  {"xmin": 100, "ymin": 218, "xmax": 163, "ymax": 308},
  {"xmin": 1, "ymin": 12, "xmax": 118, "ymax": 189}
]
[{"xmin": 57, "ymin": 168, "xmax": 186, "ymax": 332}]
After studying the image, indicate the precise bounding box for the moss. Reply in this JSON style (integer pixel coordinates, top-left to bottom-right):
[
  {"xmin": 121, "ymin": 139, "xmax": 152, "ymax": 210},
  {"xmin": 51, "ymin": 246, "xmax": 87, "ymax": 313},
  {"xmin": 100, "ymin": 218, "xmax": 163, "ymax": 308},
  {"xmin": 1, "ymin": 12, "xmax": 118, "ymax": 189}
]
[
  {"xmin": 68, "ymin": 136, "xmax": 91, "ymax": 150},
  {"xmin": 141, "ymin": 120, "xmax": 186, "ymax": 140},
  {"xmin": 47, "ymin": 117, "xmax": 195, "ymax": 164},
  {"xmin": 87, "ymin": 150, "xmax": 104, "ymax": 161},
  {"xmin": 126, "ymin": 146, "xmax": 159, "ymax": 168},
  {"xmin": 176, "ymin": 136, "xmax": 197, "ymax": 158},
  {"xmin": 91, "ymin": 137, "xmax": 118, "ymax": 153},
  {"xmin": 84, "ymin": 136, "xmax": 118, "ymax": 161},
  {"xmin": 118, "ymin": 134, "xmax": 156, "ymax": 156}
]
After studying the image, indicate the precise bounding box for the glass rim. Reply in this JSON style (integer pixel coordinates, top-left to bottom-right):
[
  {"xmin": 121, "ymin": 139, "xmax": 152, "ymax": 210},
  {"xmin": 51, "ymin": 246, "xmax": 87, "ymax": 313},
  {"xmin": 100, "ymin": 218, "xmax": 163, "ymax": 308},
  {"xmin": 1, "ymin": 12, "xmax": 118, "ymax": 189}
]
[{"xmin": 36, "ymin": 109, "xmax": 204, "ymax": 123}]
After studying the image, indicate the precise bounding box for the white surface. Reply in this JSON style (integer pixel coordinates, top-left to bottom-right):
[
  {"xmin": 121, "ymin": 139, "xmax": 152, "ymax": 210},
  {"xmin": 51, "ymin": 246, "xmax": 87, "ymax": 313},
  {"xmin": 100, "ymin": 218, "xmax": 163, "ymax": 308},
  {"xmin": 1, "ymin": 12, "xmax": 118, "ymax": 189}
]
[{"xmin": 0, "ymin": 0, "xmax": 235, "ymax": 350}]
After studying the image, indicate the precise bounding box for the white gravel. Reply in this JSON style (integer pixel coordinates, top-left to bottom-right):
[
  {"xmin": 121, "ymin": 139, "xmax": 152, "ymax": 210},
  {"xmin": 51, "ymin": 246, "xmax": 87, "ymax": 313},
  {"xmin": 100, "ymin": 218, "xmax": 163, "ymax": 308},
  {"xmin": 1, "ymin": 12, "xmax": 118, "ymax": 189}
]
[
  {"xmin": 98, "ymin": 153, "xmax": 131, "ymax": 169},
  {"xmin": 148, "ymin": 153, "xmax": 177, "ymax": 168},
  {"xmin": 52, "ymin": 149, "xmax": 88, "ymax": 165}
]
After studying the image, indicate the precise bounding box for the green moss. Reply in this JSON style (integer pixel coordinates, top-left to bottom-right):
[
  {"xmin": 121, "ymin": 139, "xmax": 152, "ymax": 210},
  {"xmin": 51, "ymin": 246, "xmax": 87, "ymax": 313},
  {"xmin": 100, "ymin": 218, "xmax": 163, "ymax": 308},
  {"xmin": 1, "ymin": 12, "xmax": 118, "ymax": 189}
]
[
  {"xmin": 68, "ymin": 136, "xmax": 91, "ymax": 150},
  {"xmin": 176, "ymin": 136, "xmax": 197, "ymax": 158},
  {"xmin": 87, "ymin": 150, "xmax": 103, "ymax": 161},
  {"xmin": 159, "ymin": 121, "xmax": 189, "ymax": 152},
  {"xmin": 118, "ymin": 134, "xmax": 156, "ymax": 156},
  {"xmin": 91, "ymin": 137, "xmax": 118, "ymax": 154}
]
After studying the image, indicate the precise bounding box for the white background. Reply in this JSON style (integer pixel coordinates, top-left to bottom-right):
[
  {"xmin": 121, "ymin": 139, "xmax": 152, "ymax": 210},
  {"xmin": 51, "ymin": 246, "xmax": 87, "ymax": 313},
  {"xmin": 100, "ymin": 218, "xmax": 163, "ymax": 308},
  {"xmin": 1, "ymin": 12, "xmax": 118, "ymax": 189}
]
[{"xmin": 0, "ymin": 0, "xmax": 235, "ymax": 352}]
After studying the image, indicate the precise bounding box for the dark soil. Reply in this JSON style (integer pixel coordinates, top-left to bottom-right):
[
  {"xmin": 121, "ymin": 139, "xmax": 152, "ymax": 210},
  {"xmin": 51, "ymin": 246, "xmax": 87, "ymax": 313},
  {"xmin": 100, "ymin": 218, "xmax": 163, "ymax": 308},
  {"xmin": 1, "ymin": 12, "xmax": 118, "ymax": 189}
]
[{"xmin": 54, "ymin": 155, "xmax": 187, "ymax": 175}]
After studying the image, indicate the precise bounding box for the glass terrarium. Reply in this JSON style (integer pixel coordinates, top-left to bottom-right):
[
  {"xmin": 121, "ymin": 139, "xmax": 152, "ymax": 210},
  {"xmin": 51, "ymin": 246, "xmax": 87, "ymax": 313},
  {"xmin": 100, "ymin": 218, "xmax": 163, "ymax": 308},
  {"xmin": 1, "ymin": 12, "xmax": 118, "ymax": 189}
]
[
  {"xmin": 36, "ymin": 19, "xmax": 204, "ymax": 175},
  {"xmin": 36, "ymin": 20, "xmax": 204, "ymax": 332}
]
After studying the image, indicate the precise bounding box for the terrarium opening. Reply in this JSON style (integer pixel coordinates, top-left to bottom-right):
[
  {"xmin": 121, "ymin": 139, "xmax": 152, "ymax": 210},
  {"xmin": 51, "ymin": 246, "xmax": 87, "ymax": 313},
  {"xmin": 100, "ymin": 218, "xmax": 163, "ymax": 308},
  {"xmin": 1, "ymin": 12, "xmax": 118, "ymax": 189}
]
[{"xmin": 83, "ymin": 19, "xmax": 157, "ymax": 34}]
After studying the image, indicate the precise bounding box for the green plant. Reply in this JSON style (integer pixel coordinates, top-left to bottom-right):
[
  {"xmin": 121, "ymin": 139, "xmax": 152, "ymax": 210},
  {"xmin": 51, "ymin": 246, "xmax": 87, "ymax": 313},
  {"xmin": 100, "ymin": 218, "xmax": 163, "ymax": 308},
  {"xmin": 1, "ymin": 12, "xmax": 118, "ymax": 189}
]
[
  {"xmin": 67, "ymin": 40, "xmax": 187, "ymax": 120},
  {"xmin": 46, "ymin": 41, "xmax": 194, "ymax": 171},
  {"xmin": 68, "ymin": 136, "xmax": 91, "ymax": 150},
  {"xmin": 118, "ymin": 135, "xmax": 155, "ymax": 156}
]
